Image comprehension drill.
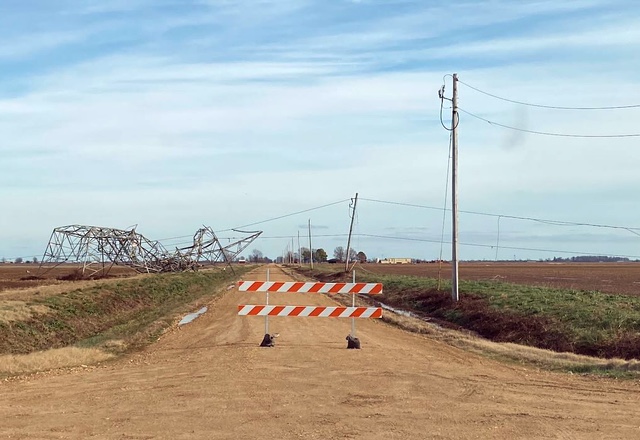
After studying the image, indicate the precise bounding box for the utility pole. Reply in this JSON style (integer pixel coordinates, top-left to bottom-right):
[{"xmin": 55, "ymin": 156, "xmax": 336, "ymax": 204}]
[
  {"xmin": 308, "ymin": 219, "xmax": 313, "ymax": 269},
  {"xmin": 345, "ymin": 192, "xmax": 358, "ymax": 273},
  {"xmin": 451, "ymin": 73, "xmax": 460, "ymax": 302},
  {"xmin": 298, "ymin": 230, "xmax": 301, "ymax": 266}
]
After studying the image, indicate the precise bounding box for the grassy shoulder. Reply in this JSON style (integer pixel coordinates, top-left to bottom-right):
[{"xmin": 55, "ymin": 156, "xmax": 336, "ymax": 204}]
[
  {"xmin": 292, "ymin": 265, "xmax": 640, "ymax": 369},
  {"xmin": 0, "ymin": 266, "xmax": 253, "ymax": 376}
]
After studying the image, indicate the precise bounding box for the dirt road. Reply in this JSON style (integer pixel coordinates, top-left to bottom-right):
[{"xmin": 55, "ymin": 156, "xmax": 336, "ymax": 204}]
[{"xmin": 2, "ymin": 265, "xmax": 639, "ymax": 439}]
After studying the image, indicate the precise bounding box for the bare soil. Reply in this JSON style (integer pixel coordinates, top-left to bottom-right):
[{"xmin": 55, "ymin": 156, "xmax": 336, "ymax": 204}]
[
  {"xmin": 358, "ymin": 262, "xmax": 640, "ymax": 296},
  {"xmin": 0, "ymin": 263, "xmax": 137, "ymax": 292},
  {"xmin": 1, "ymin": 265, "xmax": 640, "ymax": 439}
]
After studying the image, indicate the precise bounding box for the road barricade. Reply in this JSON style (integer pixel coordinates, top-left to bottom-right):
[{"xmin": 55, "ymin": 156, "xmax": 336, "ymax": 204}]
[{"xmin": 237, "ymin": 272, "xmax": 382, "ymax": 349}]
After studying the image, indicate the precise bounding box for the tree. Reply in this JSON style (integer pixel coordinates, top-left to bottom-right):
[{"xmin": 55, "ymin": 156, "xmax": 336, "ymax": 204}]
[
  {"xmin": 14, "ymin": 257, "xmax": 23, "ymax": 264},
  {"xmin": 1, "ymin": 257, "xmax": 6, "ymax": 264},
  {"xmin": 314, "ymin": 248, "xmax": 327, "ymax": 262},
  {"xmin": 300, "ymin": 247, "xmax": 311, "ymax": 263},
  {"xmin": 356, "ymin": 251, "xmax": 367, "ymax": 263},
  {"xmin": 249, "ymin": 249, "xmax": 263, "ymax": 263},
  {"xmin": 333, "ymin": 246, "xmax": 345, "ymax": 261},
  {"xmin": 32, "ymin": 256, "xmax": 38, "ymax": 264},
  {"xmin": 348, "ymin": 248, "xmax": 357, "ymax": 262}
]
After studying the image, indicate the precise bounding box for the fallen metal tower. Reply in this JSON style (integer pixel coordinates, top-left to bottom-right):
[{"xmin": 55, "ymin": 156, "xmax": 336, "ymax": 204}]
[
  {"xmin": 175, "ymin": 227, "xmax": 262, "ymax": 269},
  {"xmin": 38, "ymin": 224, "xmax": 262, "ymax": 277}
]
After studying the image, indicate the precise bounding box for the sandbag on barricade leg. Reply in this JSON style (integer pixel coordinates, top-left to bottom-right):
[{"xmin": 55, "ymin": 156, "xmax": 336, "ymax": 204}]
[
  {"xmin": 260, "ymin": 333, "xmax": 279, "ymax": 347},
  {"xmin": 346, "ymin": 334, "xmax": 361, "ymax": 349}
]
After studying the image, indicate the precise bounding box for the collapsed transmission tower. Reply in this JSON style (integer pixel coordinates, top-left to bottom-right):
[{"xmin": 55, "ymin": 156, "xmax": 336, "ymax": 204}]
[
  {"xmin": 176, "ymin": 227, "xmax": 261, "ymax": 269},
  {"xmin": 38, "ymin": 224, "xmax": 262, "ymax": 277}
]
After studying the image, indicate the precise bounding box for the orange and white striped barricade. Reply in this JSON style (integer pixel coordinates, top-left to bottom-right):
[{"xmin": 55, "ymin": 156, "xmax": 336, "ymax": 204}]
[
  {"xmin": 238, "ymin": 305, "xmax": 383, "ymax": 318},
  {"xmin": 237, "ymin": 270, "xmax": 382, "ymax": 348},
  {"xmin": 237, "ymin": 281, "xmax": 383, "ymax": 295}
]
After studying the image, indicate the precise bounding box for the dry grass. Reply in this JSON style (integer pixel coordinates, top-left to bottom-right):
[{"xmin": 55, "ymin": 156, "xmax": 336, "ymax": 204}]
[
  {"xmin": 0, "ymin": 346, "xmax": 114, "ymax": 377},
  {"xmin": 382, "ymin": 312, "xmax": 640, "ymax": 373},
  {"xmin": 283, "ymin": 265, "xmax": 640, "ymax": 377},
  {"xmin": 0, "ymin": 300, "xmax": 50, "ymax": 323},
  {"xmin": 0, "ymin": 266, "xmax": 251, "ymax": 378}
]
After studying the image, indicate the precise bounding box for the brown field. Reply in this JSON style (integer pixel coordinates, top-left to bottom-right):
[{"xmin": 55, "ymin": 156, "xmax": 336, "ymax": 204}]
[
  {"xmin": 0, "ymin": 263, "xmax": 138, "ymax": 292},
  {"xmin": 356, "ymin": 262, "xmax": 640, "ymax": 296}
]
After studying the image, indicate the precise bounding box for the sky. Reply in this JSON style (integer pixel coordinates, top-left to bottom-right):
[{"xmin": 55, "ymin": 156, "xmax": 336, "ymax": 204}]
[{"xmin": 1, "ymin": 0, "xmax": 640, "ymax": 263}]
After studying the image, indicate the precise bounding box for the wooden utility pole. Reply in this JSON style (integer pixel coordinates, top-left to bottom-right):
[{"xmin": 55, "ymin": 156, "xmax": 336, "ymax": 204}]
[
  {"xmin": 308, "ymin": 219, "xmax": 313, "ymax": 269},
  {"xmin": 451, "ymin": 73, "xmax": 460, "ymax": 302},
  {"xmin": 345, "ymin": 193, "xmax": 358, "ymax": 272}
]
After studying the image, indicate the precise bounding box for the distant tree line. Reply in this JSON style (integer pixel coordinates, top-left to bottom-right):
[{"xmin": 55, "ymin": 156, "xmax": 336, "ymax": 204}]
[
  {"xmin": 248, "ymin": 249, "xmax": 272, "ymax": 263},
  {"xmin": 0, "ymin": 257, "xmax": 38, "ymax": 264},
  {"xmin": 550, "ymin": 256, "xmax": 631, "ymax": 263}
]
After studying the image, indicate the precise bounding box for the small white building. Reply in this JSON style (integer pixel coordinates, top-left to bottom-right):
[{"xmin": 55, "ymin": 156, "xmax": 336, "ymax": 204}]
[{"xmin": 380, "ymin": 258, "xmax": 412, "ymax": 264}]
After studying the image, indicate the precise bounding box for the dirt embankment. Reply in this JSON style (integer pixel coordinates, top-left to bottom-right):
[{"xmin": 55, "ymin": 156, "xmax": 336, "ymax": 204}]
[{"xmin": 0, "ymin": 267, "xmax": 251, "ymax": 377}]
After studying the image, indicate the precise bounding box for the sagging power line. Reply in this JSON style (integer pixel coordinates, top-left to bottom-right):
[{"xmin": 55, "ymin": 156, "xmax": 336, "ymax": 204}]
[
  {"xmin": 357, "ymin": 233, "xmax": 640, "ymax": 260},
  {"xmin": 458, "ymin": 79, "xmax": 640, "ymax": 110},
  {"xmin": 359, "ymin": 197, "xmax": 640, "ymax": 235},
  {"xmin": 217, "ymin": 199, "xmax": 350, "ymax": 232},
  {"xmin": 458, "ymin": 107, "xmax": 640, "ymax": 138}
]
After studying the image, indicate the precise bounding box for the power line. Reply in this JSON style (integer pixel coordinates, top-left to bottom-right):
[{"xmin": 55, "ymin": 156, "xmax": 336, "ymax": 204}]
[
  {"xmin": 360, "ymin": 198, "xmax": 442, "ymax": 212},
  {"xmin": 458, "ymin": 107, "xmax": 640, "ymax": 138},
  {"xmin": 5, "ymin": 230, "xmax": 639, "ymax": 262},
  {"xmin": 359, "ymin": 197, "xmax": 640, "ymax": 233},
  {"xmin": 7, "ymin": 197, "xmax": 640, "ymax": 260},
  {"xmin": 458, "ymin": 79, "xmax": 640, "ymax": 110},
  {"xmin": 357, "ymin": 233, "xmax": 640, "ymax": 260},
  {"xmin": 217, "ymin": 199, "xmax": 350, "ymax": 232},
  {"xmin": 4, "ymin": 233, "xmax": 352, "ymax": 261},
  {"xmin": 161, "ymin": 227, "xmax": 640, "ymax": 258},
  {"xmin": 1, "ymin": 201, "xmax": 350, "ymax": 261},
  {"xmin": 438, "ymin": 75, "xmax": 458, "ymax": 131},
  {"xmin": 156, "ymin": 234, "xmax": 194, "ymax": 242}
]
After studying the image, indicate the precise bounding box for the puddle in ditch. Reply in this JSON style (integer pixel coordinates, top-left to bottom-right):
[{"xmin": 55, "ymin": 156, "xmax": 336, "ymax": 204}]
[
  {"xmin": 378, "ymin": 302, "xmax": 416, "ymax": 318},
  {"xmin": 179, "ymin": 306, "xmax": 208, "ymax": 326},
  {"xmin": 355, "ymin": 294, "xmax": 419, "ymax": 319},
  {"xmin": 354, "ymin": 294, "xmax": 446, "ymax": 331}
]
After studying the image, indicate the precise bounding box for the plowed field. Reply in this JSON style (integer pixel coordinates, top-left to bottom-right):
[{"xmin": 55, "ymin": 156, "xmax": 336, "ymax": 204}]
[
  {"xmin": 358, "ymin": 262, "xmax": 640, "ymax": 295},
  {"xmin": 0, "ymin": 264, "xmax": 137, "ymax": 292}
]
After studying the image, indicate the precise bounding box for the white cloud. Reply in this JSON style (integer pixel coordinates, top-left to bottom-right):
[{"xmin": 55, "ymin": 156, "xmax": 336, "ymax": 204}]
[
  {"xmin": 0, "ymin": 31, "xmax": 88, "ymax": 60},
  {"xmin": 1, "ymin": 0, "xmax": 640, "ymax": 260}
]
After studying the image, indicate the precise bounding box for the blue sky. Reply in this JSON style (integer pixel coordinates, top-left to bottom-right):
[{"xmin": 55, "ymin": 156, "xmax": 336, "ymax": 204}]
[{"xmin": 1, "ymin": 0, "xmax": 640, "ymax": 262}]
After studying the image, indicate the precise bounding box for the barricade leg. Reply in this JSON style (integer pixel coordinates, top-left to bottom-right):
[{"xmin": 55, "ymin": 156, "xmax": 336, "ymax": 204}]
[
  {"xmin": 346, "ymin": 270, "xmax": 361, "ymax": 349},
  {"xmin": 262, "ymin": 268, "xmax": 273, "ymax": 347}
]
